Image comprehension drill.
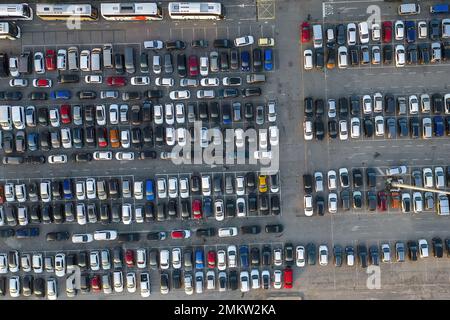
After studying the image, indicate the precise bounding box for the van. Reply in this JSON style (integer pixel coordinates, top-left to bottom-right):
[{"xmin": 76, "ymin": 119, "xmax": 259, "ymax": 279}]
[
  {"xmin": 57, "ymin": 74, "xmax": 79, "ymax": 84},
  {"xmin": 113, "ymin": 271, "xmax": 124, "ymax": 292},
  {"xmin": 246, "ymin": 73, "xmax": 266, "ymax": 84},
  {"xmin": 18, "ymin": 52, "xmax": 31, "ymax": 74},
  {"xmin": 430, "ymin": 4, "xmax": 449, "ymax": 14},
  {"xmin": 0, "ymin": 105, "xmax": 12, "ymax": 130},
  {"xmin": 398, "ymin": 3, "xmax": 420, "ymax": 15},
  {"xmin": 312, "ymin": 24, "xmax": 323, "ymax": 48},
  {"xmin": 201, "ymin": 175, "xmax": 211, "ymax": 196},
  {"xmin": 153, "ymin": 55, "xmax": 162, "ymax": 74},
  {"xmin": 124, "ymin": 47, "xmax": 135, "ymax": 74},
  {"xmin": 103, "ymin": 44, "xmax": 113, "ymax": 68},
  {"xmin": 11, "ymin": 106, "xmax": 24, "ymax": 129},
  {"xmin": 68, "ymin": 47, "xmax": 79, "ymax": 71},
  {"xmin": 91, "ymin": 48, "xmax": 102, "ymax": 72}
]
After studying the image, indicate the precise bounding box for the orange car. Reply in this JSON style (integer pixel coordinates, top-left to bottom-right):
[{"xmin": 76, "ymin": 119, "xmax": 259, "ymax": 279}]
[
  {"xmin": 0, "ymin": 185, "xmax": 4, "ymax": 204},
  {"xmin": 109, "ymin": 129, "xmax": 120, "ymax": 148},
  {"xmin": 390, "ymin": 192, "xmax": 401, "ymax": 209}
]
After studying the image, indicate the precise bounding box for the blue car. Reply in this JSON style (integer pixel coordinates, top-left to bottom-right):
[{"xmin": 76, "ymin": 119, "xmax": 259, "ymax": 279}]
[
  {"xmin": 241, "ymin": 51, "xmax": 250, "ymax": 71},
  {"xmin": 405, "ymin": 21, "xmax": 416, "ymax": 43},
  {"xmin": 63, "ymin": 179, "xmax": 73, "ymax": 200},
  {"xmin": 264, "ymin": 49, "xmax": 273, "ymax": 71},
  {"xmin": 203, "ymin": 197, "xmax": 212, "ymax": 217},
  {"xmin": 195, "ymin": 249, "xmax": 204, "ymax": 269},
  {"xmin": 27, "ymin": 132, "xmax": 38, "ymax": 151},
  {"xmin": 434, "ymin": 116, "xmax": 444, "ymax": 137},
  {"xmin": 16, "ymin": 227, "xmax": 40, "ymax": 238},
  {"xmin": 239, "ymin": 245, "xmax": 249, "ymax": 268},
  {"xmin": 50, "ymin": 90, "xmax": 71, "ymax": 100},
  {"xmin": 145, "ymin": 179, "xmax": 154, "ymax": 201}
]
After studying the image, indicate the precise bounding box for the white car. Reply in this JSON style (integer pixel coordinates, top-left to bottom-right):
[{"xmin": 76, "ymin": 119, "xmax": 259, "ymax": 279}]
[
  {"xmin": 169, "ymin": 90, "xmax": 190, "ymax": 100},
  {"xmin": 381, "ymin": 244, "xmax": 391, "ymax": 263},
  {"xmin": 130, "ymin": 76, "xmax": 150, "ymax": 85},
  {"xmin": 72, "ymin": 233, "xmax": 93, "ymax": 243},
  {"xmin": 109, "ymin": 104, "xmax": 119, "ymax": 124},
  {"xmin": 218, "ymin": 227, "xmax": 238, "ymax": 238},
  {"xmin": 80, "ymin": 50, "xmax": 90, "ymax": 71},
  {"xmin": 338, "ymin": 46, "xmax": 348, "ymax": 68},
  {"xmin": 259, "ymin": 130, "xmax": 268, "ymax": 149},
  {"xmin": 350, "ymin": 117, "xmax": 360, "ymax": 139},
  {"xmin": 319, "ymin": 245, "xmax": 328, "ymax": 266},
  {"xmin": 179, "ymin": 177, "xmax": 189, "ymax": 198},
  {"xmin": 386, "ymin": 165, "xmax": 407, "ymax": 176},
  {"xmin": 48, "ymin": 154, "xmax": 67, "ymax": 164},
  {"xmin": 172, "ymin": 248, "xmax": 182, "ymax": 269},
  {"xmin": 217, "ymin": 250, "xmax": 227, "ymax": 271},
  {"xmin": 115, "ymin": 152, "xmax": 135, "ymax": 161},
  {"xmin": 90, "ymin": 251, "xmax": 100, "ymax": 271},
  {"xmin": 371, "ymin": 23, "xmax": 381, "ymax": 41},
  {"xmin": 314, "ymin": 172, "xmax": 324, "ymax": 192},
  {"xmin": 373, "ymin": 93, "xmax": 383, "ymax": 113},
  {"xmin": 328, "ymin": 99, "xmax": 336, "ymax": 118},
  {"xmin": 93, "ymin": 151, "xmax": 113, "ymax": 160},
  {"xmin": 0, "ymin": 254, "xmax": 7, "ymax": 274},
  {"xmin": 327, "ymin": 170, "xmax": 337, "ymax": 190},
  {"xmin": 168, "ymin": 177, "xmax": 178, "ymax": 198},
  {"xmin": 54, "ymin": 253, "xmax": 66, "ymax": 277},
  {"xmin": 234, "ymin": 35, "xmax": 254, "ymax": 47},
  {"xmin": 240, "ymin": 271, "xmax": 250, "ymax": 292},
  {"xmin": 394, "ymin": 20, "xmax": 404, "ymax": 40},
  {"xmin": 273, "ymin": 248, "xmax": 283, "ymax": 266},
  {"xmin": 375, "ymin": 115, "xmax": 384, "ymax": 136},
  {"xmin": 9, "ymin": 276, "xmax": 20, "ymax": 298},
  {"xmin": 445, "ymin": 93, "xmax": 450, "ymax": 114},
  {"xmin": 157, "ymin": 178, "xmax": 167, "ymax": 199},
  {"xmin": 214, "ymin": 199, "xmax": 225, "ymax": 221},
  {"xmin": 250, "ymin": 269, "xmax": 260, "ymax": 289},
  {"xmin": 113, "ymin": 271, "xmax": 124, "ymax": 293},
  {"xmin": 197, "ymin": 90, "xmax": 215, "ymax": 99},
  {"xmin": 9, "ymin": 79, "xmax": 28, "ymax": 87},
  {"xmin": 160, "ymin": 250, "xmax": 170, "ymax": 270},
  {"xmin": 200, "ymin": 77, "xmax": 220, "ymax": 87},
  {"xmin": 418, "ymin": 239, "xmax": 429, "ymax": 258},
  {"xmin": 418, "ymin": 21, "xmax": 428, "ymax": 39},
  {"xmin": 422, "ymin": 117, "xmax": 432, "ymax": 138},
  {"xmin": 347, "ymin": 23, "xmax": 357, "ymax": 45},
  {"xmin": 175, "ymin": 103, "xmax": 185, "ymax": 124},
  {"xmin": 423, "ymin": 168, "xmax": 433, "ymax": 187},
  {"xmin": 155, "ymin": 77, "xmax": 174, "ymax": 86},
  {"xmin": 200, "ymin": 56, "xmax": 209, "ymax": 76},
  {"xmin": 362, "ymin": 95, "xmax": 372, "ymax": 114},
  {"xmin": 180, "ymin": 78, "xmax": 198, "ymax": 87},
  {"xmin": 358, "ymin": 22, "xmax": 370, "ymax": 44},
  {"xmin": 435, "ymin": 167, "xmax": 445, "ymax": 189},
  {"xmin": 413, "ymin": 192, "xmax": 423, "ymax": 213},
  {"xmin": 140, "ymin": 273, "xmax": 151, "ymax": 297},
  {"xmin": 296, "ymin": 246, "xmax": 305, "ymax": 267},
  {"xmin": 328, "ymin": 193, "xmax": 338, "ymax": 213},
  {"xmin": 164, "ymin": 103, "xmax": 174, "ymax": 125},
  {"xmin": 409, "ymin": 95, "xmax": 419, "ymax": 114},
  {"xmin": 122, "ymin": 204, "xmax": 132, "ymax": 225},
  {"xmin": 153, "ymin": 104, "xmax": 163, "ymax": 124},
  {"xmin": 126, "ymin": 272, "xmax": 137, "ymax": 293},
  {"xmin": 206, "ymin": 270, "xmax": 216, "ymax": 290},
  {"xmin": 32, "ymin": 253, "xmax": 43, "ymax": 273},
  {"xmin": 34, "ymin": 52, "xmax": 45, "ymax": 74},
  {"xmin": 339, "ymin": 120, "xmax": 348, "ymax": 140},
  {"xmin": 227, "ymin": 246, "xmax": 237, "ymax": 268},
  {"xmin": 236, "ymin": 198, "xmax": 246, "ymax": 217},
  {"xmin": 85, "ymin": 178, "xmax": 96, "ymax": 199},
  {"xmin": 267, "ymin": 101, "xmax": 277, "ymax": 122},
  {"xmin": 304, "ymin": 194, "xmax": 313, "ymax": 216},
  {"xmin": 303, "ymin": 49, "xmax": 313, "ymax": 70},
  {"xmin": 269, "ymin": 126, "xmax": 279, "ymax": 146},
  {"xmin": 273, "ymin": 270, "xmax": 282, "ymax": 289},
  {"xmin": 85, "ymin": 75, "xmax": 102, "ymax": 84},
  {"xmin": 442, "ymin": 19, "xmax": 450, "ymax": 38},
  {"xmin": 57, "ymin": 49, "xmax": 67, "ymax": 70},
  {"xmin": 143, "ymin": 40, "xmax": 164, "ymax": 49},
  {"xmin": 94, "ymin": 230, "xmax": 117, "ymax": 241},
  {"xmin": 395, "ymin": 44, "xmax": 405, "ymax": 67},
  {"xmin": 303, "ymin": 119, "xmax": 313, "ymax": 140}
]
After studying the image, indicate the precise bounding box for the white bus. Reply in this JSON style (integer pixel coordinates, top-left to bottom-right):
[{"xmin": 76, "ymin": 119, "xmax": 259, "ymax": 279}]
[
  {"xmin": 0, "ymin": 22, "xmax": 21, "ymax": 40},
  {"xmin": 168, "ymin": 2, "xmax": 224, "ymax": 20},
  {"xmin": 101, "ymin": 3, "xmax": 163, "ymax": 21},
  {"xmin": 0, "ymin": 3, "xmax": 33, "ymax": 20},
  {"xmin": 36, "ymin": 4, "xmax": 98, "ymax": 21}
]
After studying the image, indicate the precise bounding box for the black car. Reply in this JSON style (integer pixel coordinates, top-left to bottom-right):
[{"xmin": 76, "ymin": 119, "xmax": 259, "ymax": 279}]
[
  {"xmin": 230, "ymin": 49, "xmax": 239, "ymax": 70},
  {"xmin": 306, "ymin": 243, "xmax": 316, "ymax": 265},
  {"xmin": 284, "ymin": 243, "xmax": 294, "ymax": 265},
  {"xmin": 241, "ymin": 225, "xmax": 261, "ymax": 235},
  {"xmin": 0, "ymin": 229, "xmax": 14, "ymax": 238},
  {"xmin": 407, "ymin": 44, "xmax": 418, "ymax": 64},
  {"xmin": 334, "ymin": 245, "xmax": 343, "ymax": 267},
  {"xmin": 349, "ymin": 46, "xmax": 359, "ymax": 65},
  {"xmin": 303, "ymin": 174, "xmax": 313, "ymax": 194},
  {"xmin": 419, "ymin": 44, "xmax": 431, "ymax": 64},
  {"xmin": 383, "ymin": 45, "xmax": 393, "ymax": 64},
  {"xmin": 74, "ymin": 152, "xmax": 92, "ymax": 162},
  {"xmin": 336, "ymin": 24, "xmax": 346, "ymax": 45},
  {"xmin": 168, "ymin": 199, "xmax": 178, "ymax": 219},
  {"xmin": 314, "ymin": 119, "xmax": 325, "ymax": 140},
  {"xmin": 37, "ymin": 108, "xmax": 48, "ymax": 126},
  {"xmin": 33, "ymin": 278, "xmax": 45, "ymax": 297},
  {"xmin": 352, "ymin": 169, "xmax": 363, "ymax": 188},
  {"xmin": 46, "ymin": 231, "xmax": 70, "ymax": 241},
  {"xmin": 131, "ymin": 128, "xmax": 142, "ymax": 148},
  {"xmin": 140, "ymin": 52, "xmax": 149, "ymax": 73},
  {"xmin": 369, "ymin": 245, "xmax": 379, "ymax": 266},
  {"xmin": 166, "ymin": 40, "xmax": 186, "ymax": 50},
  {"xmin": 357, "ymin": 244, "xmax": 368, "ymax": 268},
  {"xmin": 219, "ymin": 88, "xmax": 239, "ymax": 98},
  {"xmin": 408, "ymin": 241, "xmax": 418, "ymax": 261},
  {"xmin": 366, "ymin": 168, "xmax": 377, "ymax": 188},
  {"xmin": 384, "ymin": 94, "xmax": 395, "ymax": 114},
  {"xmin": 209, "ymin": 102, "xmax": 220, "ymax": 123},
  {"xmin": 0, "ymin": 277, "xmax": 5, "ymax": 296},
  {"xmin": 177, "ymin": 53, "xmax": 187, "ymax": 78},
  {"xmin": 247, "ymin": 193, "xmax": 257, "ymax": 213},
  {"xmin": 315, "ymin": 48, "xmax": 324, "ymax": 69},
  {"xmin": 363, "ymin": 118, "xmax": 374, "ymax": 137},
  {"xmin": 78, "ymin": 251, "xmax": 88, "ymax": 270},
  {"xmin": 244, "ymin": 102, "xmax": 254, "ymax": 120},
  {"xmin": 115, "ymin": 53, "xmax": 124, "ymax": 74},
  {"xmin": 338, "ymin": 97, "xmax": 349, "ymax": 118},
  {"xmin": 328, "ymin": 120, "xmax": 338, "ymax": 139},
  {"xmin": 213, "ymin": 39, "xmax": 232, "ymax": 48},
  {"xmin": 265, "ymin": 224, "xmax": 283, "ymax": 233},
  {"xmin": 219, "ymin": 51, "xmax": 229, "ymax": 71},
  {"xmin": 229, "ymin": 270, "xmax": 238, "ymax": 291},
  {"xmin": 398, "ymin": 118, "xmax": 408, "ymax": 137},
  {"xmin": 315, "ymin": 99, "xmax": 325, "ymax": 117},
  {"xmin": 225, "ymin": 200, "xmax": 235, "ymax": 218},
  {"xmin": 410, "ymin": 117, "xmax": 420, "ymax": 138},
  {"xmin": 315, "ymin": 195, "xmax": 325, "ymax": 216},
  {"xmin": 326, "ymin": 47, "xmax": 336, "ymax": 69},
  {"xmin": 350, "ymin": 95, "xmax": 360, "ymax": 116},
  {"xmin": 429, "ymin": 19, "xmax": 441, "ymax": 41},
  {"xmin": 196, "ymin": 228, "xmax": 216, "ymax": 237},
  {"xmin": 154, "ymin": 126, "xmax": 164, "ymax": 146},
  {"xmin": 139, "ymin": 151, "xmax": 157, "ymax": 160},
  {"xmin": 192, "ymin": 39, "xmax": 208, "ymax": 48},
  {"xmin": 252, "ymin": 48, "xmax": 262, "ymax": 72},
  {"xmin": 259, "ymin": 195, "xmax": 269, "ymax": 215},
  {"xmin": 146, "ymin": 231, "xmax": 166, "ymax": 241},
  {"xmin": 29, "ymin": 92, "xmax": 47, "ymax": 100},
  {"xmin": 432, "ymin": 93, "xmax": 443, "ymax": 114},
  {"xmin": 271, "ymin": 195, "xmax": 281, "ymax": 215},
  {"xmin": 432, "ymin": 237, "xmax": 444, "ymax": 258},
  {"xmin": 118, "ymin": 233, "xmax": 141, "ymax": 242},
  {"xmin": 147, "ymin": 90, "xmax": 163, "ymax": 99}
]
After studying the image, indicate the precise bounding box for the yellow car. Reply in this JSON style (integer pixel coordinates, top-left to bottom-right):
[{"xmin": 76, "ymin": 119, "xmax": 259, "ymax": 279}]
[
  {"xmin": 259, "ymin": 175, "xmax": 268, "ymax": 193},
  {"xmin": 258, "ymin": 38, "xmax": 275, "ymax": 47}
]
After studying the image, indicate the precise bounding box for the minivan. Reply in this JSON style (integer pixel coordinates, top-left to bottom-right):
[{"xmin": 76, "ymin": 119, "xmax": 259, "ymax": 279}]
[
  {"xmin": 18, "ymin": 52, "xmax": 31, "ymax": 74},
  {"xmin": 103, "ymin": 44, "xmax": 113, "ymax": 68},
  {"xmin": 153, "ymin": 55, "xmax": 162, "ymax": 74},
  {"xmin": 68, "ymin": 47, "xmax": 79, "ymax": 71},
  {"xmin": 398, "ymin": 3, "xmax": 420, "ymax": 15},
  {"xmin": 313, "ymin": 24, "xmax": 323, "ymax": 48},
  {"xmin": 164, "ymin": 53, "xmax": 173, "ymax": 74},
  {"xmin": 124, "ymin": 47, "xmax": 135, "ymax": 74},
  {"xmin": 91, "ymin": 48, "xmax": 102, "ymax": 72}
]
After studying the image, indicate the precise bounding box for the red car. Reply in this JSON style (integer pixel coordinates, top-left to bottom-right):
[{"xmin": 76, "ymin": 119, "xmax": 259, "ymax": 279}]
[
  {"xmin": 283, "ymin": 267, "xmax": 293, "ymax": 289},
  {"xmin": 207, "ymin": 250, "xmax": 216, "ymax": 268},
  {"xmin": 60, "ymin": 105, "xmax": 71, "ymax": 124},
  {"xmin": 90, "ymin": 275, "xmax": 101, "ymax": 293},
  {"xmin": 106, "ymin": 76, "xmax": 126, "ymax": 87},
  {"xmin": 382, "ymin": 21, "xmax": 392, "ymax": 43},
  {"xmin": 125, "ymin": 249, "xmax": 134, "ymax": 267},
  {"xmin": 171, "ymin": 229, "xmax": 191, "ymax": 239},
  {"xmin": 33, "ymin": 78, "xmax": 52, "ymax": 88},
  {"xmin": 188, "ymin": 55, "xmax": 199, "ymax": 77},
  {"xmin": 377, "ymin": 191, "xmax": 388, "ymax": 211},
  {"xmin": 0, "ymin": 186, "xmax": 5, "ymax": 204},
  {"xmin": 45, "ymin": 49, "xmax": 56, "ymax": 71},
  {"xmin": 301, "ymin": 22, "xmax": 311, "ymax": 43},
  {"xmin": 97, "ymin": 128, "xmax": 108, "ymax": 148},
  {"xmin": 192, "ymin": 199, "xmax": 202, "ymax": 219}
]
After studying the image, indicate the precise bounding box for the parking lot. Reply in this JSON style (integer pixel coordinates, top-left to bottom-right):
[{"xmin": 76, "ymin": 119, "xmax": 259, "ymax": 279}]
[{"xmin": 1, "ymin": 0, "xmax": 450, "ymax": 300}]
